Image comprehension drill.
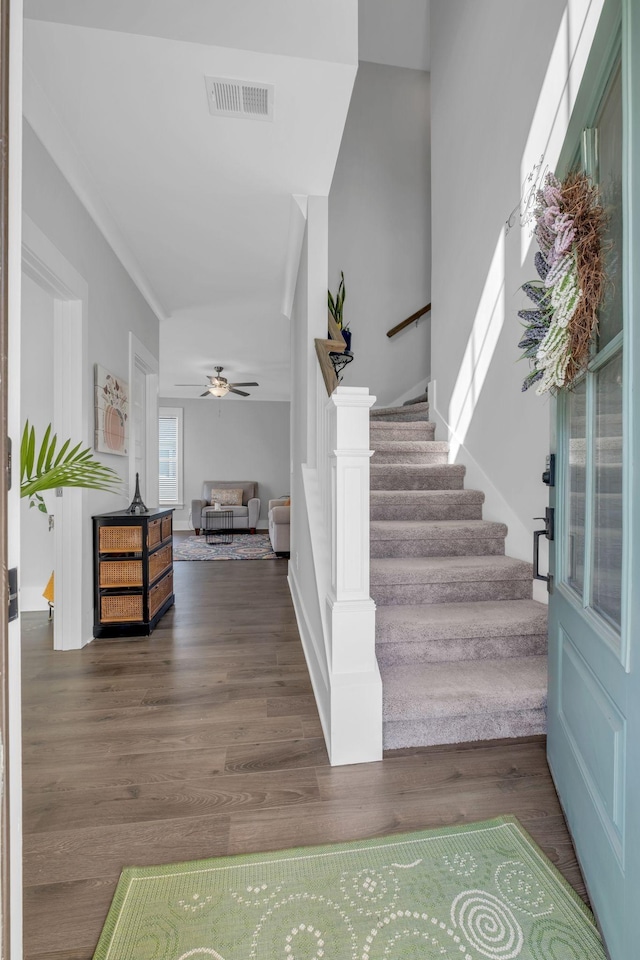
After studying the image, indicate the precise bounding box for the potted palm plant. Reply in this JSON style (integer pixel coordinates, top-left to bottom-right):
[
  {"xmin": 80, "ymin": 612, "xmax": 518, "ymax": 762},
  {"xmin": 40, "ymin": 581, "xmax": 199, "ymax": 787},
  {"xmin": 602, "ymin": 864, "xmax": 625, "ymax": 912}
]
[
  {"xmin": 21, "ymin": 420, "xmax": 122, "ymax": 512},
  {"xmin": 21, "ymin": 420, "xmax": 122, "ymax": 610}
]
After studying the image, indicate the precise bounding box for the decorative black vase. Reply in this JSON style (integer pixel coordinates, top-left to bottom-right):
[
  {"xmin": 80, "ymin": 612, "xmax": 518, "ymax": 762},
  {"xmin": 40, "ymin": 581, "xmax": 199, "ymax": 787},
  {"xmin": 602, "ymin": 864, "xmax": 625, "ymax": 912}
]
[
  {"xmin": 341, "ymin": 328, "xmax": 352, "ymax": 353},
  {"xmin": 126, "ymin": 472, "xmax": 147, "ymax": 515}
]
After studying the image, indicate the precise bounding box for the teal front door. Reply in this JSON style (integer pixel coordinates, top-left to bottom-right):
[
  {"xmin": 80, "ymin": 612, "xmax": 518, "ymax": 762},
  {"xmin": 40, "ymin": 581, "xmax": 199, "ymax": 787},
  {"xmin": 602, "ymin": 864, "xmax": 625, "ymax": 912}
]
[{"xmin": 547, "ymin": 3, "xmax": 640, "ymax": 958}]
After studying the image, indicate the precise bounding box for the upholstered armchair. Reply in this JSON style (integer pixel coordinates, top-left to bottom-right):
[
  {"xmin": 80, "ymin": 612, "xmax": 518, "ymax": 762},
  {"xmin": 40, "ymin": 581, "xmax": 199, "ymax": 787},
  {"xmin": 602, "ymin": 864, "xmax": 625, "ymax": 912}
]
[
  {"xmin": 268, "ymin": 498, "xmax": 290, "ymax": 554},
  {"xmin": 192, "ymin": 481, "xmax": 260, "ymax": 534}
]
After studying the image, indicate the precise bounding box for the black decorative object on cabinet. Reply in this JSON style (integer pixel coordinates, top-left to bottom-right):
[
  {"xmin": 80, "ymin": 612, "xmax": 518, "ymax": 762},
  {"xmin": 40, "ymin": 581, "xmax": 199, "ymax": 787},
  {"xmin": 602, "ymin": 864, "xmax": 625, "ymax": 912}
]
[{"xmin": 93, "ymin": 508, "xmax": 174, "ymax": 638}]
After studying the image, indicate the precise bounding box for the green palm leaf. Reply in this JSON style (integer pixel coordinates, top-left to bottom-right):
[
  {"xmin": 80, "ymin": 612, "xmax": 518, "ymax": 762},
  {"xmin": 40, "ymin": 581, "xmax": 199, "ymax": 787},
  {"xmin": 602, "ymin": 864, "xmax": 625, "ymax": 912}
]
[{"xmin": 20, "ymin": 421, "xmax": 122, "ymax": 512}]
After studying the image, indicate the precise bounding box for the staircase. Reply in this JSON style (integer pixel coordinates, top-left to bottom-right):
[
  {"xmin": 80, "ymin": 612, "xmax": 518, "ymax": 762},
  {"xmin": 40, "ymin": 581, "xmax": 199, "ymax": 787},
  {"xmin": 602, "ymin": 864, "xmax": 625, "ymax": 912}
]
[{"xmin": 370, "ymin": 400, "xmax": 548, "ymax": 750}]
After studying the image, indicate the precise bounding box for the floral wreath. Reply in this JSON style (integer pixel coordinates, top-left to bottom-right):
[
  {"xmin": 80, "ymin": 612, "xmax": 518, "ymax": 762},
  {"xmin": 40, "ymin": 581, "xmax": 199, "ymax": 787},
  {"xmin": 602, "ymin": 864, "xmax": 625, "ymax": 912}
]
[{"xmin": 518, "ymin": 171, "xmax": 607, "ymax": 395}]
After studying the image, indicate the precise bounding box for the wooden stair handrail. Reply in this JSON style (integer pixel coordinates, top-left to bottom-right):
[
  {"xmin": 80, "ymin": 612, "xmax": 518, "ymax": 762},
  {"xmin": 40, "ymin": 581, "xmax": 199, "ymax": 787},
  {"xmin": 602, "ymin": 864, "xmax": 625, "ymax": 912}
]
[
  {"xmin": 386, "ymin": 302, "xmax": 431, "ymax": 339},
  {"xmin": 315, "ymin": 312, "xmax": 346, "ymax": 396}
]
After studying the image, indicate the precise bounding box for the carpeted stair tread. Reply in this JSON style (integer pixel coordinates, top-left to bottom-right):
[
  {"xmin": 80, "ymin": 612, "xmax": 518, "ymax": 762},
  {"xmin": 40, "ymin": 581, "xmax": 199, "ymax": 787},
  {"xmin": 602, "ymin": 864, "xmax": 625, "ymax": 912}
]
[
  {"xmin": 372, "ymin": 440, "xmax": 449, "ymax": 453},
  {"xmin": 371, "ymin": 489, "xmax": 485, "ymax": 521},
  {"xmin": 381, "ymin": 656, "xmax": 547, "ymax": 721},
  {"xmin": 370, "ymin": 555, "xmax": 532, "ymax": 585},
  {"xmin": 371, "ymin": 400, "xmax": 429, "ymax": 419},
  {"xmin": 376, "ymin": 598, "xmax": 547, "ymax": 643},
  {"xmin": 376, "ymin": 599, "xmax": 547, "ymax": 665},
  {"xmin": 371, "ymin": 440, "xmax": 449, "ymax": 464},
  {"xmin": 370, "ymin": 519, "xmax": 507, "ymax": 541},
  {"xmin": 370, "ymin": 420, "xmax": 436, "ymax": 440},
  {"xmin": 371, "ymin": 463, "xmax": 466, "ymax": 490}
]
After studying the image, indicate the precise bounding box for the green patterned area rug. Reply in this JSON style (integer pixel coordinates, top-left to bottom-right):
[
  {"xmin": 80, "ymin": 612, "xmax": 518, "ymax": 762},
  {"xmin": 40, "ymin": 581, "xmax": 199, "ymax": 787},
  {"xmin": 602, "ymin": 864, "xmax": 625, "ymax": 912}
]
[{"xmin": 94, "ymin": 816, "xmax": 605, "ymax": 960}]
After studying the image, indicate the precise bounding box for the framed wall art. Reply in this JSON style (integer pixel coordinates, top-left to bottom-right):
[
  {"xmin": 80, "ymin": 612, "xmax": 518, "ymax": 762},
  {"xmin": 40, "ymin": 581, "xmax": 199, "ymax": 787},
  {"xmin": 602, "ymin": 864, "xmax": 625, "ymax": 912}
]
[{"xmin": 95, "ymin": 364, "xmax": 129, "ymax": 456}]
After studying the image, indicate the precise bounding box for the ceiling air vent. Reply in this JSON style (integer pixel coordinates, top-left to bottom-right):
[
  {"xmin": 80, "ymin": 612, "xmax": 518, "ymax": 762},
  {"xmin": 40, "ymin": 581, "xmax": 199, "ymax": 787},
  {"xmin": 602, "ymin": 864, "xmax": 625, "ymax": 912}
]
[{"xmin": 205, "ymin": 76, "xmax": 274, "ymax": 122}]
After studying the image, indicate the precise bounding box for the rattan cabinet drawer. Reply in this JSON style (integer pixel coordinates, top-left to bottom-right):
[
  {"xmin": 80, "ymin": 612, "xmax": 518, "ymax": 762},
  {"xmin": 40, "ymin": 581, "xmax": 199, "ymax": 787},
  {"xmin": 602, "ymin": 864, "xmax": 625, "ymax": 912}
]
[
  {"xmin": 100, "ymin": 593, "xmax": 144, "ymax": 623},
  {"xmin": 149, "ymin": 544, "xmax": 172, "ymax": 584},
  {"xmin": 147, "ymin": 518, "xmax": 162, "ymax": 549},
  {"xmin": 99, "ymin": 559, "xmax": 143, "ymax": 588},
  {"xmin": 149, "ymin": 570, "xmax": 173, "ymax": 619},
  {"xmin": 99, "ymin": 525, "xmax": 143, "ymax": 553}
]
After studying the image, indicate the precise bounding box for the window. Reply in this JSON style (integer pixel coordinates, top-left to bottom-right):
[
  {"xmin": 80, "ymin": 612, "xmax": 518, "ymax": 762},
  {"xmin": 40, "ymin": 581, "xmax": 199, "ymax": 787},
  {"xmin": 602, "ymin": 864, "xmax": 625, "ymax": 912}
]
[{"xmin": 158, "ymin": 407, "xmax": 183, "ymax": 506}]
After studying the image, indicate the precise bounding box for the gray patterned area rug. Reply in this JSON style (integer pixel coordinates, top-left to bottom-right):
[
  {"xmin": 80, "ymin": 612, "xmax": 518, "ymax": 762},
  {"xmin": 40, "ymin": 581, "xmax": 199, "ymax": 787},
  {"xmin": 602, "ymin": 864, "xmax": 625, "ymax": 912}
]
[
  {"xmin": 93, "ymin": 816, "xmax": 605, "ymax": 959},
  {"xmin": 173, "ymin": 534, "xmax": 278, "ymax": 561}
]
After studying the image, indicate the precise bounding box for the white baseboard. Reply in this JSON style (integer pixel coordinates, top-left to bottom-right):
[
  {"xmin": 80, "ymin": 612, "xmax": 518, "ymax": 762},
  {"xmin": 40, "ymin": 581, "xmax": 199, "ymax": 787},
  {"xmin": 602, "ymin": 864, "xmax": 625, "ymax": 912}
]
[
  {"xmin": 173, "ymin": 520, "xmax": 192, "ymax": 531},
  {"xmin": 20, "ymin": 587, "xmax": 50, "ymax": 613},
  {"xmin": 287, "ymin": 565, "xmax": 331, "ymax": 752}
]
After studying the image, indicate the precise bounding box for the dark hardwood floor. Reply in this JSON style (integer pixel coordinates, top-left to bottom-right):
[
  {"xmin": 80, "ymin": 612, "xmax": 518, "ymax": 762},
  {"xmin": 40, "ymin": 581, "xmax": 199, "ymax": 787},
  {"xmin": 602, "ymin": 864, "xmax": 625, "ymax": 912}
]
[{"xmin": 22, "ymin": 549, "xmax": 586, "ymax": 960}]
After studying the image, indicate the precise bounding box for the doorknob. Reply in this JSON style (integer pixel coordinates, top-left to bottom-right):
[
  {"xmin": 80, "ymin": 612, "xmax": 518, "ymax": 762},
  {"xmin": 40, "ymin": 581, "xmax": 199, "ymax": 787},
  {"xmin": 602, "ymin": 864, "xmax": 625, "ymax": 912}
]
[{"xmin": 533, "ymin": 506, "xmax": 554, "ymax": 591}]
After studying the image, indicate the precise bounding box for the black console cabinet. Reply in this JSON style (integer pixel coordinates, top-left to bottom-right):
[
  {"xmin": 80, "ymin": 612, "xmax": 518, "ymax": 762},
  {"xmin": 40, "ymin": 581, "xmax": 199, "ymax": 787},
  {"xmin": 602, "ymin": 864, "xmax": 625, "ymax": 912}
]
[{"xmin": 93, "ymin": 508, "xmax": 174, "ymax": 638}]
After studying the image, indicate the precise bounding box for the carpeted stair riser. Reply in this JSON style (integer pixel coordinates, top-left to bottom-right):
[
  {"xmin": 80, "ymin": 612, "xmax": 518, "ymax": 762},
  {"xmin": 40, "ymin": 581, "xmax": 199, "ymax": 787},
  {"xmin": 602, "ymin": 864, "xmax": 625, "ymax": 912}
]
[
  {"xmin": 372, "ymin": 538, "xmax": 506, "ymax": 558},
  {"xmin": 371, "ymin": 464, "xmax": 465, "ymax": 490},
  {"xmin": 376, "ymin": 599, "xmax": 547, "ymax": 644},
  {"xmin": 371, "ymin": 519, "xmax": 506, "ymax": 558},
  {"xmin": 371, "ymin": 441, "xmax": 449, "ymax": 464},
  {"xmin": 370, "ymin": 490, "xmax": 484, "ymax": 521},
  {"xmin": 370, "ymin": 409, "xmax": 430, "ymax": 422},
  {"xmin": 377, "ymin": 632, "xmax": 548, "ymax": 666},
  {"xmin": 383, "ymin": 709, "xmax": 547, "ymax": 749},
  {"xmin": 373, "ymin": 579, "xmax": 532, "ymax": 605},
  {"xmin": 375, "ymin": 598, "xmax": 547, "ymax": 666},
  {"xmin": 371, "ymin": 400, "xmax": 429, "ymax": 420},
  {"xmin": 370, "ymin": 421, "xmax": 436, "ymax": 441},
  {"xmin": 371, "ymin": 556, "xmax": 531, "ymax": 589}
]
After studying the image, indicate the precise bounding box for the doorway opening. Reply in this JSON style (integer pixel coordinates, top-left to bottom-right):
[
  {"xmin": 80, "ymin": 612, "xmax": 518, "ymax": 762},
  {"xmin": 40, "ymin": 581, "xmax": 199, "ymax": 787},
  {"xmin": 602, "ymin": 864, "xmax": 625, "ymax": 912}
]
[{"xmin": 21, "ymin": 216, "xmax": 88, "ymax": 650}]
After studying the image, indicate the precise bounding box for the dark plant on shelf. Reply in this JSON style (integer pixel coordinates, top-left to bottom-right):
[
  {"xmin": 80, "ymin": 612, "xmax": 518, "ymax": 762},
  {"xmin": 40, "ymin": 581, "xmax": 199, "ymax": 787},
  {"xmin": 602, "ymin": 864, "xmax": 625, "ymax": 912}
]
[
  {"xmin": 20, "ymin": 420, "xmax": 122, "ymax": 514},
  {"xmin": 328, "ymin": 271, "xmax": 348, "ymax": 332}
]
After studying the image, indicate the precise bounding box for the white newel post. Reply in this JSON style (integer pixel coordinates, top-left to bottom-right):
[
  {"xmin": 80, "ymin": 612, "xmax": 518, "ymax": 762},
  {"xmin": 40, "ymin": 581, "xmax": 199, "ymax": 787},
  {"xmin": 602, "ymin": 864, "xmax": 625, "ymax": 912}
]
[{"xmin": 326, "ymin": 387, "xmax": 382, "ymax": 765}]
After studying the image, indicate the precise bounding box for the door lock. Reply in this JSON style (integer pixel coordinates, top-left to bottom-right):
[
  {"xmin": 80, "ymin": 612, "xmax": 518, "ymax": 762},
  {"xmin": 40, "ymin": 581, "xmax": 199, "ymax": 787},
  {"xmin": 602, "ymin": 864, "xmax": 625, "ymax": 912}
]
[
  {"xmin": 541, "ymin": 453, "xmax": 555, "ymax": 487},
  {"xmin": 533, "ymin": 506, "xmax": 554, "ymax": 591}
]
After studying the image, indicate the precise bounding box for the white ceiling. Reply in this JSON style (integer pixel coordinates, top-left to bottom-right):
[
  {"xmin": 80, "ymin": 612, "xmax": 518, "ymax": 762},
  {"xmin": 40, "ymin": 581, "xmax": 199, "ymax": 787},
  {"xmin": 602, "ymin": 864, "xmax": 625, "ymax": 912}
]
[
  {"xmin": 23, "ymin": 2, "xmax": 428, "ymax": 402},
  {"xmin": 23, "ymin": 4, "xmax": 357, "ymax": 401}
]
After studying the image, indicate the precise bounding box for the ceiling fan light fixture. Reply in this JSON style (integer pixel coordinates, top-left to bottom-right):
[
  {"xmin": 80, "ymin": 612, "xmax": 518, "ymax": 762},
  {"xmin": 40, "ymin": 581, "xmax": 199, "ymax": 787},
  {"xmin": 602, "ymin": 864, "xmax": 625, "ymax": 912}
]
[{"xmin": 209, "ymin": 383, "xmax": 230, "ymax": 397}]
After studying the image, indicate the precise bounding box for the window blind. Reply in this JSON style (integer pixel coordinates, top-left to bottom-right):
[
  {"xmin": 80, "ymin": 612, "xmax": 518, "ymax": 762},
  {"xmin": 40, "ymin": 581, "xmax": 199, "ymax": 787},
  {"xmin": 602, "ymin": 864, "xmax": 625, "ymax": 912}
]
[{"xmin": 159, "ymin": 415, "xmax": 179, "ymax": 502}]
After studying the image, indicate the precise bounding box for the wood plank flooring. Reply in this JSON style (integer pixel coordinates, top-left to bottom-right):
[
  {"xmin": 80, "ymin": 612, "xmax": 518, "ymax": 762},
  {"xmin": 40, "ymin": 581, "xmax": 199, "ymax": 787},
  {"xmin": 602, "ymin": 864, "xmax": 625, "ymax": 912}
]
[{"xmin": 22, "ymin": 551, "xmax": 586, "ymax": 960}]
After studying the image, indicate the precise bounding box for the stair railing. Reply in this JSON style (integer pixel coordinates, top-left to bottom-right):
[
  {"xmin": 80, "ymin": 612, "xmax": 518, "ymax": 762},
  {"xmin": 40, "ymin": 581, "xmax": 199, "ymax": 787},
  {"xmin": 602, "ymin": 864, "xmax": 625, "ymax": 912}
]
[{"xmin": 386, "ymin": 302, "xmax": 431, "ymax": 338}]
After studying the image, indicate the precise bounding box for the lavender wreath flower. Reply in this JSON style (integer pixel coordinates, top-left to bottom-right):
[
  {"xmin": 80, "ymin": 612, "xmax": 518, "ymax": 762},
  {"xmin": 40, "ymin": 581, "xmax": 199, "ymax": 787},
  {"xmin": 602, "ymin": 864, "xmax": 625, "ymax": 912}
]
[{"xmin": 519, "ymin": 172, "xmax": 605, "ymax": 394}]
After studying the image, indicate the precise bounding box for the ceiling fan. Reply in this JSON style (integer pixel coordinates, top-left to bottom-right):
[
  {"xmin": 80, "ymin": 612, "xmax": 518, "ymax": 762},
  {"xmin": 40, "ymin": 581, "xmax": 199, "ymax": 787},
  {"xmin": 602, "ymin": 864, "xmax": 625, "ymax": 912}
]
[{"xmin": 176, "ymin": 366, "xmax": 259, "ymax": 398}]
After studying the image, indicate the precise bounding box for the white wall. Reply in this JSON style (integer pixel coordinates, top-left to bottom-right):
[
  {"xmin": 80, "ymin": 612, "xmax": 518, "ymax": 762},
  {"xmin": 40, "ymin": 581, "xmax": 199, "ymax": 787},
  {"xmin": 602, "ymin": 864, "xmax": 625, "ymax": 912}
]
[
  {"xmin": 329, "ymin": 60, "xmax": 431, "ymax": 407},
  {"xmin": 289, "ymin": 199, "xmax": 332, "ymax": 743},
  {"xmin": 22, "ymin": 120, "xmax": 160, "ymax": 643},
  {"xmin": 20, "ymin": 274, "xmax": 54, "ymax": 610},
  {"xmin": 160, "ymin": 398, "xmax": 290, "ymax": 529},
  {"xmin": 430, "ymin": 0, "xmax": 605, "ymax": 584}
]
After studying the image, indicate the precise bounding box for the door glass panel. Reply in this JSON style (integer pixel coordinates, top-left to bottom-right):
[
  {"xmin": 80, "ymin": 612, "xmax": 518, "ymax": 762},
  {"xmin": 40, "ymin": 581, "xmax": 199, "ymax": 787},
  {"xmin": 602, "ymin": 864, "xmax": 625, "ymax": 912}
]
[
  {"xmin": 566, "ymin": 378, "xmax": 587, "ymax": 597},
  {"xmin": 596, "ymin": 62, "xmax": 623, "ymax": 349},
  {"xmin": 591, "ymin": 349, "xmax": 623, "ymax": 628}
]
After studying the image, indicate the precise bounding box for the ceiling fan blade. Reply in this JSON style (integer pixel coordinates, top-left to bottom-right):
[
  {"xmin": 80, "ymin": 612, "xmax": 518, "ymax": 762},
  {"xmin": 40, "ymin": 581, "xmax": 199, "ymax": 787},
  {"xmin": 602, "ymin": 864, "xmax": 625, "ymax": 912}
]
[
  {"xmin": 200, "ymin": 391, "xmax": 212, "ymax": 397},
  {"xmin": 228, "ymin": 388, "xmax": 250, "ymax": 397},
  {"xmin": 230, "ymin": 382, "xmax": 259, "ymax": 387}
]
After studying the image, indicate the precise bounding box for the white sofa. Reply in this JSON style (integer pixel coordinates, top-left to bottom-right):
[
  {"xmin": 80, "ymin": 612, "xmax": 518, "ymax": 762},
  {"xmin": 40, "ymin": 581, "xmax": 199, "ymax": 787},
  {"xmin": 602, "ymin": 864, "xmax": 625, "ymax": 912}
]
[
  {"xmin": 192, "ymin": 481, "xmax": 260, "ymax": 534},
  {"xmin": 268, "ymin": 499, "xmax": 290, "ymax": 554}
]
